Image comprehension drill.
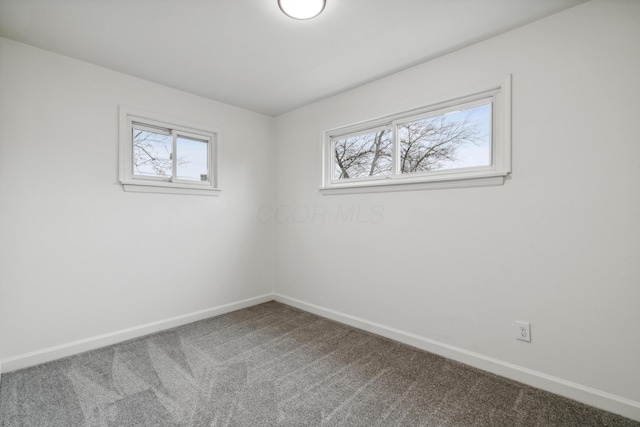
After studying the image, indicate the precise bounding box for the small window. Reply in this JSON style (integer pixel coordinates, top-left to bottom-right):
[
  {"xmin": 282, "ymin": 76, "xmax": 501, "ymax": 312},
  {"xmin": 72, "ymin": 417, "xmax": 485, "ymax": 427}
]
[
  {"xmin": 321, "ymin": 76, "xmax": 511, "ymax": 194},
  {"xmin": 119, "ymin": 107, "xmax": 219, "ymax": 195},
  {"xmin": 397, "ymin": 103, "xmax": 491, "ymax": 174},
  {"xmin": 333, "ymin": 125, "xmax": 393, "ymax": 180}
]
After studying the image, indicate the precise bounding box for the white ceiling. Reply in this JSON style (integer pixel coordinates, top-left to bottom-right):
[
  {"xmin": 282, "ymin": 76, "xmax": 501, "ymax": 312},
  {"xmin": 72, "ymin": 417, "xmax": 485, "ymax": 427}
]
[{"xmin": 0, "ymin": 0, "xmax": 586, "ymax": 116}]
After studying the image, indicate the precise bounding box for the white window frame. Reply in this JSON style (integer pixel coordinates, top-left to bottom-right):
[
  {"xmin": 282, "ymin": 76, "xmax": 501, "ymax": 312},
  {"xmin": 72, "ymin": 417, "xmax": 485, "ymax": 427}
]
[
  {"xmin": 321, "ymin": 75, "xmax": 511, "ymax": 194},
  {"xmin": 119, "ymin": 106, "xmax": 220, "ymax": 196}
]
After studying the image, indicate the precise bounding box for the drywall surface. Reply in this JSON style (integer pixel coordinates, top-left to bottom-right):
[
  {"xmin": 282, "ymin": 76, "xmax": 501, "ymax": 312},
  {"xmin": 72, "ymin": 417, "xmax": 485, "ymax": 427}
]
[
  {"xmin": 0, "ymin": 37, "xmax": 276, "ymax": 360},
  {"xmin": 274, "ymin": 0, "xmax": 640, "ymax": 408}
]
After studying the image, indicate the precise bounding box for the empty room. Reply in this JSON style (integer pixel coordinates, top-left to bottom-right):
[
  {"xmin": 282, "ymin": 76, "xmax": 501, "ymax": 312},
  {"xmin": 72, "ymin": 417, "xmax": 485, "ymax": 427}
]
[{"xmin": 0, "ymin": 0, "xmax": 639, "ymax": 425}]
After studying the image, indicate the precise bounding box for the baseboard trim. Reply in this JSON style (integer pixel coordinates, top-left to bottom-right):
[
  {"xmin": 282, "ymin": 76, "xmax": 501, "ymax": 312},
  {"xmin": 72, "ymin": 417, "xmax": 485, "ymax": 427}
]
[
  {"xmin": 0, "ymin": 293, "xmax": 276, "ymax": 374},
  {"xmin": 274, "ymin": 293, "xmax": 640, "ymax": 422}
]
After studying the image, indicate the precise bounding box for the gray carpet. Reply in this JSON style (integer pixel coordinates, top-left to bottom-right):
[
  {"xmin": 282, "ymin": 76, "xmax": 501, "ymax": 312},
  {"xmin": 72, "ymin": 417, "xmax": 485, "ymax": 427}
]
[{"xmin": 0, "ymin": 301, "xmax": 637, "ymax": 426}]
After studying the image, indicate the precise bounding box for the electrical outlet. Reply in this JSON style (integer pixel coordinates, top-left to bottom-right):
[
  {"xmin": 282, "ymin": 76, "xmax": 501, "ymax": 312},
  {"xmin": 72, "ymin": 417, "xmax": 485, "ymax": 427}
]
[{"xmin": 516, "ymin": 321, "xmax": 531, "ymax": 342}]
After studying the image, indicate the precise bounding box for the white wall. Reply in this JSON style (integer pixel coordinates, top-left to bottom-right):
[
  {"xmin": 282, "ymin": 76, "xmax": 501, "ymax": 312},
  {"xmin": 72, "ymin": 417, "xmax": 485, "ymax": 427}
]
[
  {"xmin": 0, "ymin": 38, "xmax": 275, "ymax": 361},
  {"xmin": 274, "ymin": 0, "xmax": 640, "ymax": 417}
]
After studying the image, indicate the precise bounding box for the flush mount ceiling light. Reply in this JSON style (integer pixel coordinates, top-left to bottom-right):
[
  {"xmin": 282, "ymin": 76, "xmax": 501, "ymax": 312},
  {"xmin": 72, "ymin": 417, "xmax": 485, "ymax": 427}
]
[{"xmin": 278, "ymin": 0, "xmax": 326, "ymax": 20}]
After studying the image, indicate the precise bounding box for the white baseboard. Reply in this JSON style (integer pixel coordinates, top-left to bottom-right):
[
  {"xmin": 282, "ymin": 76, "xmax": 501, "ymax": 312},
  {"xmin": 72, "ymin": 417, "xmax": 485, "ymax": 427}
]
[
  {"xmin": 274, "ymin": 293, "xmax": 640, "ymax": 422},
  {"xmin": 0, "ymin": 293, "xmax": 275, "ymax": 374}
]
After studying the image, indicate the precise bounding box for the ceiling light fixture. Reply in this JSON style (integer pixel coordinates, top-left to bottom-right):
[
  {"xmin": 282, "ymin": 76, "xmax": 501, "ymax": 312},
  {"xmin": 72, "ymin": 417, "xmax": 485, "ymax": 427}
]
[{"xmin": 278, "ymin": 0, "xmax": 326, "ymax": 20}]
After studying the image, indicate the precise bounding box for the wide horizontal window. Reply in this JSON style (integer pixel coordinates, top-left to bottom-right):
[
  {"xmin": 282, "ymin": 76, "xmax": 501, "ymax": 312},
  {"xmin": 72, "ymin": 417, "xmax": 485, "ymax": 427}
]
[
  {"xmin": 119, "ymin": 107, "xmax": 219, "ymax": 196},
  {"xmin": 321, "ymin": 76, "xmax": 511, "ymax": 194}
]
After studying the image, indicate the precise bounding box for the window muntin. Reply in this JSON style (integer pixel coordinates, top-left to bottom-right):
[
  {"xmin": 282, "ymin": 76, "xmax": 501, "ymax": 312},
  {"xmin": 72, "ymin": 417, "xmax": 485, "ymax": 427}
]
[
  {"xmin": 119, "ymin": 107, "xmax": 219, "ymax": 195},
  {"xmin": 321, "ymin": 77, "xmax": 510, "ymax": 193}
]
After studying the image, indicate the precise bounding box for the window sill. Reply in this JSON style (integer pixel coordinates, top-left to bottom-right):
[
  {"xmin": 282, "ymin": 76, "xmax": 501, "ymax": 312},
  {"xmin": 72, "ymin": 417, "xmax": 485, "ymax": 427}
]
[
  {"xmin": 320, "ymin": 174, "xmax": 506, "ymax": 195},
  {"xmin": 123, "ymin": 183, "xmax": 221, "ymax": 196}
]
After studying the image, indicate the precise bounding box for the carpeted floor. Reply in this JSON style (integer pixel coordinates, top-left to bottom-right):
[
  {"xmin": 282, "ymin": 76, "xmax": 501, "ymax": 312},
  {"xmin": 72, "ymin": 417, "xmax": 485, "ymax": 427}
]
[{"xmin": 0, "ymin": 301, "xmax": 638, "ymax": 426}]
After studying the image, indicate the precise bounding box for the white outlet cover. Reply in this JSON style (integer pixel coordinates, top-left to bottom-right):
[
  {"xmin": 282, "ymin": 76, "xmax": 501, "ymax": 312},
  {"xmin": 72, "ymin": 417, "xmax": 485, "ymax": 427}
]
[{"xmin": 516, "ymin": 320, "xmax": 531, "ymax": 342}]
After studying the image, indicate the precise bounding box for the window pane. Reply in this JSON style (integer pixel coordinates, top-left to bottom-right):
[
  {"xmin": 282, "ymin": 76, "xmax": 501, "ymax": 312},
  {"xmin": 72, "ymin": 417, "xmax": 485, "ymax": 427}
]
[
  {"xmin": 132, "ymin": 127, "xmax": 172, "ymax": 177},
  {"xmin": 399, "ymin": 103, "xmax": 491, "ymax": 174},
  {"xmin": 176, "ymin": 135, "xmax": 209, "ymax": 181},
  {"xmin": 333, "ymin": 128, "xmax": 392, "ymax": 180}
]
